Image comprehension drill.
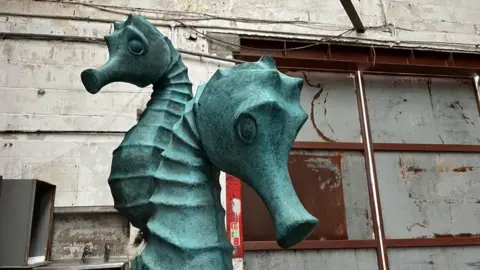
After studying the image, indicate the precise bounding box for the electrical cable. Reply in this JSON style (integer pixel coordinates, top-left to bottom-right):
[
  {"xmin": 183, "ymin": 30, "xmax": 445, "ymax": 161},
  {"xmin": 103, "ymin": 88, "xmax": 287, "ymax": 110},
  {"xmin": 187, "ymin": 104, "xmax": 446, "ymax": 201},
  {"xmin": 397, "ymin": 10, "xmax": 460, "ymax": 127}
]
[
  {"xmin": 174, "ymin": 20, "xmax": 355, "ymax": 52},
  {"xmin": 33, "ymin": 0, "xmax": 354, "ymax": 29},
  {"xmin": 5, "ymin": 5, "xmax": 475, "ymax": 49}
]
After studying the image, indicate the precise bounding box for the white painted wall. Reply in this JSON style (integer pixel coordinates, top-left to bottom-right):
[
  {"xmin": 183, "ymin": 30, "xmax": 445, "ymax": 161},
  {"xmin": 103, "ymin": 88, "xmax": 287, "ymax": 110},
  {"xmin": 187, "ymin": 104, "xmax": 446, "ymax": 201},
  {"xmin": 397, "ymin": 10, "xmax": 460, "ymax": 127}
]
[
  {"xmin": 1, "ymin": 0, "xmax": 480, "ymax": 267},
  {"xmin": 2, "ymin": 0, "xmax": 478, "ymax": 201}
]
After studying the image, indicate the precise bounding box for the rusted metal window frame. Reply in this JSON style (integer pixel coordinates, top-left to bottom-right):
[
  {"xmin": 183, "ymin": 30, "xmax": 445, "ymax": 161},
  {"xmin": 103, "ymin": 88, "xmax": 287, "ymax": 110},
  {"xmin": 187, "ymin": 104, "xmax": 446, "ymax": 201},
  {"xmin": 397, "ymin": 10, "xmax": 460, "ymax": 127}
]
[{"xmin": 235, "ymin": 37, "xmax": 480, "ymax": 270}]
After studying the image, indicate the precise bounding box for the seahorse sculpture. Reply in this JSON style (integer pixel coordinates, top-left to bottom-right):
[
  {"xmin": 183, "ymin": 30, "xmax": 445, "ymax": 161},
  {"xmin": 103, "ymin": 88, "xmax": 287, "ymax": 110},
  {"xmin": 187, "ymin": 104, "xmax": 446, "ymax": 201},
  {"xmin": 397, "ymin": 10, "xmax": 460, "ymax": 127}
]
[
  {"xmin": 81, "ymin": 14, "xmax": 192, "ymax": 234},
  {"xmin": 82, "ymin": 14, "xmax": 318, "ymax": 270}
]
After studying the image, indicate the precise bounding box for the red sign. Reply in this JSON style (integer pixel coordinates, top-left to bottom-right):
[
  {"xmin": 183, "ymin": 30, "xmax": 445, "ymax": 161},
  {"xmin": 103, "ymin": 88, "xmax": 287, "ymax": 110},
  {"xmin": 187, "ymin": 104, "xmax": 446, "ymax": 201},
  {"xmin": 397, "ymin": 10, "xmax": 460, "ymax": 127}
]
[{"xmin": 226, "ymin": 174, "xmax": 244, "ymax": 258}]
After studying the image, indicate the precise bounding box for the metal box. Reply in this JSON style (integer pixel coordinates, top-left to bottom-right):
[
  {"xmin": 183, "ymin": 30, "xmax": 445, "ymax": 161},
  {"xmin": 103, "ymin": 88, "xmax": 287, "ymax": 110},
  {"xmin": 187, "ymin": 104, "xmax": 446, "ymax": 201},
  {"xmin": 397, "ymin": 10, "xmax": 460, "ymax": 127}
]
[{"xmin": 0, "ymin": 179, "xmax": 56, "ymax": 268}]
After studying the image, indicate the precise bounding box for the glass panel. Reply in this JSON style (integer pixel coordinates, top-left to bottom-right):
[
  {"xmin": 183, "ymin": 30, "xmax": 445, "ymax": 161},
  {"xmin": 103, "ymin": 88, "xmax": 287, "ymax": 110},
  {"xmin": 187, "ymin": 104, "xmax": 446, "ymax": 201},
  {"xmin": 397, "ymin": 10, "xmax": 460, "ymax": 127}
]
[
  {"xmin": 375, "ymin": 152, "xmax": 480, "ymax": 239},
  {"xmin": 243, "ymin": 150, "xmax": 373, "ymax": 241},
  {"xmin": 285, "ymin": 71, "xmax": 361, "ymax": 143},
  {"xmin": 364, "ymin": 75, "xmax": 480, "ymax": 144},
  {"xmin": 388, "ymin": 246, "xmax": 480, "ymax": 270},
  {"xmin": 245, "ymin": 249, "xmax": 379, "ymax": 270}
]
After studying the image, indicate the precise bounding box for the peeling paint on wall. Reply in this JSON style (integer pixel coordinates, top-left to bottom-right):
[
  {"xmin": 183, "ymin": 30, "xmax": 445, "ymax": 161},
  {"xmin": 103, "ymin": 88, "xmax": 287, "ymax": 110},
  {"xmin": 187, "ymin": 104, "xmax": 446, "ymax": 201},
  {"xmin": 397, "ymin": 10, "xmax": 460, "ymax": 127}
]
[
  {"xmin": 242, "ymin": 150, "xmax": 373, "ymax": 242},
  {"xmin": 287, "ymin": 71, "xmax": 361, "ymax": 143},
  {"xmin": 245, "ymin": 249, "xmax": 378, "ymax": 270},
  {"xmin": 364, "ymin": 75, "xmax": 480, "ymax": 144},
  {"xmin": 389, "ymin": 246, "xmax": 480, "ymax": 270},
  {"xmin": 51, "ymin": 213, "xmax": 129, "ymax": 260},
  {"xmin": 376, "ymin": 152, "xmax": 480, "ymax": 239}
]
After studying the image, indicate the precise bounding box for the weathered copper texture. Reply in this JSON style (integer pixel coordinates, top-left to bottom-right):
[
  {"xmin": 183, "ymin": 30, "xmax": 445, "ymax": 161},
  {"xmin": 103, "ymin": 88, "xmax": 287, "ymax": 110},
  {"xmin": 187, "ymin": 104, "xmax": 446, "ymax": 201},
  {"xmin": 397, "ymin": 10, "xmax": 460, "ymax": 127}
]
[{"xmin": 82, "ymin": 14, "xmax": 317, "ymax": 269}]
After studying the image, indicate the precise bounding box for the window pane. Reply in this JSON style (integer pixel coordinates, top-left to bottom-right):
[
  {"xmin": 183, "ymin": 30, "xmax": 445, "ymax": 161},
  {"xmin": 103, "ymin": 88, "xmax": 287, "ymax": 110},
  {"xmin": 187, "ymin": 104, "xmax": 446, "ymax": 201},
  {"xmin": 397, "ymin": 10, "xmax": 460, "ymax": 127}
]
[
  {"xmin": 375, "ymin": 152, "xmax": 480, "ymax": 239},
  {"xmin": 364, "ymin": 75, "xmax": 480, "ymax": 144},
  {"xmin": 242, "ymin": 150, "xmax": 373, "ymax": 241},
  {"xmin": 285, "ymin": 71, "xmax": 361, "ymax": 143},
  {"xmin": 388, "ymin": 246, "xmax": 480, "ymax": 270}
]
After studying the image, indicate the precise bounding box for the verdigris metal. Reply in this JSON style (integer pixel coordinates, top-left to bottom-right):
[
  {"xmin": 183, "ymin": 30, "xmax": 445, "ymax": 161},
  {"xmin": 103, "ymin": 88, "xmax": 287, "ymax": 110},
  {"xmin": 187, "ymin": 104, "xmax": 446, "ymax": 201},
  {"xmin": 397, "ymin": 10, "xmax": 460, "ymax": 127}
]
[
  {"xmin": 81, "ymin": 13, "xmax": 318, "ymax": 270},
  {"xmin": 81, "ymin": 14, "xmax": 193, "ymax": 233}
]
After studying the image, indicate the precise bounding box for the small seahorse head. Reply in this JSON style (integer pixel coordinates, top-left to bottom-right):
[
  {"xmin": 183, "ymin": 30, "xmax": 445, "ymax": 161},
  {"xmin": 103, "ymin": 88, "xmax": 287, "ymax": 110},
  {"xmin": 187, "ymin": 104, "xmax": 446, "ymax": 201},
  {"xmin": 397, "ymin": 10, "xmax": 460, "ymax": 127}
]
[
  {"xmin": 195, "ymin": 56, "xmax": 319, "ymax": 249},
  {"xmin": 81, "ymin": 13, "xmax": 174, "ymax": 94}
]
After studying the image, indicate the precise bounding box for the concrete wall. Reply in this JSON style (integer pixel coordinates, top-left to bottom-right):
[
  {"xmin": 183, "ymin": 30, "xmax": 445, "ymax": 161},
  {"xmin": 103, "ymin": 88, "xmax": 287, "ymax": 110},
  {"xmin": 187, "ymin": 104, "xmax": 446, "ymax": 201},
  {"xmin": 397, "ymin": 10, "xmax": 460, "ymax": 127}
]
[
  {"xmin": 2, "ymin": 0, "xmax": 480, "ymax": 269},
  {"xmin": 2, "ymin": 0, "xmax": 480, "ymax": 208}
]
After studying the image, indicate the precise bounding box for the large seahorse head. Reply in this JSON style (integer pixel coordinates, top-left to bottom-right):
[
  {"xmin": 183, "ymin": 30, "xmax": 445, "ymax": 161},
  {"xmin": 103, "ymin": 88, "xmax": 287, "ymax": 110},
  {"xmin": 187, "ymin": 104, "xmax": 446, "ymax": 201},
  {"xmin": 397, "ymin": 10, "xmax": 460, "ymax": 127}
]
[
  {"xmin": 81, "ymin": 14, "xmax": 174, "ymax": 93},
  {"xmin": 195, "ymin": 56, "xmax": 319, "ymax": 248}
]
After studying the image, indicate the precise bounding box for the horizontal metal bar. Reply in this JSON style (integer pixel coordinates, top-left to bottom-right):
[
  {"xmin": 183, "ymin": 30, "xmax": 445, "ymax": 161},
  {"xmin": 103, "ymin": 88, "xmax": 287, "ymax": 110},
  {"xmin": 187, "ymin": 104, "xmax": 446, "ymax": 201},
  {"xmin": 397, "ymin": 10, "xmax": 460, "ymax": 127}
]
[
  {"xmin": 293, "ymin": 141, "xmax": 364, "ymax": 150},
  {"xmin": 293, "ymin": 142, "xmax": 480, "ymax": 153},
  {"xmin": 373, "ymin": 143, "xmax": 480, "ymax": 152},
  {"xmin": 245, "ymin": 237, "xmax": 480, "ymax": 251},
  {"xmin": 236, "ymin": 54, "xmax": 478, "ymax": 78},
  {"xmin": 235, "ymin": 37, "xmax": 480, "ymax": 78},
  {"xmin": 386, "ymin": 237, "xmax": 480, "ymax": 248},
  {"xmin": 244, "ymin": 240, "xmax": 378, "ymax": 251}
]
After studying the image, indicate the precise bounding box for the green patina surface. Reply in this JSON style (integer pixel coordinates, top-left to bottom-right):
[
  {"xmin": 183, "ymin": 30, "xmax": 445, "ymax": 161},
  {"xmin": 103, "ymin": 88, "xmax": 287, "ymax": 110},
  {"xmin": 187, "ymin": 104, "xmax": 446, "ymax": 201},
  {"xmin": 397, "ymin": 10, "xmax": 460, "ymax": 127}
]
[{"xmin": 81, "ymin": 14, "xmax": 318, "ymax": 270}]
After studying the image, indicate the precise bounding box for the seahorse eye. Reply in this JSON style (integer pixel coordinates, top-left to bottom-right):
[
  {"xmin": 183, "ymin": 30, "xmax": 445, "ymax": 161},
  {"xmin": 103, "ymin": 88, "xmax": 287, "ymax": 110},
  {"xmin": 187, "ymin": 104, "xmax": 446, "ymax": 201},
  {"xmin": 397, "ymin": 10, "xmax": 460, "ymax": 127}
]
[
  {"xmin": 235, "ymin": 114, "xmax": 257, "ymax": 143},
  {"xmin": 128, "ymin": 39, "xmax": 144, "ymax": 55}
]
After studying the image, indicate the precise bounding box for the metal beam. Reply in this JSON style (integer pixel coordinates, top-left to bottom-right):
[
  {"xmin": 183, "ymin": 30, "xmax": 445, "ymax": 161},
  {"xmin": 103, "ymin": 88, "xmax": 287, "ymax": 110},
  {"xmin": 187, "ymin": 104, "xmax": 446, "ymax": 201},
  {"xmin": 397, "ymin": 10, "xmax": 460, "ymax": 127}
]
[
  {"xmin": 339, "ymin": 0, "xmax": 366, "ymax": 33},
  {"xmin": 235, "ymin": 38, "xmax": 480, "ymax": 78}
]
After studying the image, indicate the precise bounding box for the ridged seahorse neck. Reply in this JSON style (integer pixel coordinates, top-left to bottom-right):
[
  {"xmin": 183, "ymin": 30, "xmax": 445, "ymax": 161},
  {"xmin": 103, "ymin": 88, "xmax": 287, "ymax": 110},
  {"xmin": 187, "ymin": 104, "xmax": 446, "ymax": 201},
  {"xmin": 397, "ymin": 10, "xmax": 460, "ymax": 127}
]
[
  {"xmin": 132, "ymin": 100, "xmax": 233, "ymax": 270},
  {"xmin": 108, "ymin": 46, "xmax": 193, "ymax": 230}
]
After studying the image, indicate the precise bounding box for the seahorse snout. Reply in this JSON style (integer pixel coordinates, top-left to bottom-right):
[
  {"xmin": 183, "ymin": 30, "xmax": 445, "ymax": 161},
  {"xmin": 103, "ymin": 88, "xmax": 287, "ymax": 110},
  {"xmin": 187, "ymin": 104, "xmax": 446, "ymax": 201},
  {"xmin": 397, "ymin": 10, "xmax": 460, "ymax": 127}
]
[
  {"xmin": 81, "ymin": 68, "xmax": 102, "ymax": 94},
  {"xmin": 81, "ymin": 60, "xmax": 120, "ymax": 94},
  {"xmin": 249, "ymin": 168, "xmax": 319, "ymax": 249}
]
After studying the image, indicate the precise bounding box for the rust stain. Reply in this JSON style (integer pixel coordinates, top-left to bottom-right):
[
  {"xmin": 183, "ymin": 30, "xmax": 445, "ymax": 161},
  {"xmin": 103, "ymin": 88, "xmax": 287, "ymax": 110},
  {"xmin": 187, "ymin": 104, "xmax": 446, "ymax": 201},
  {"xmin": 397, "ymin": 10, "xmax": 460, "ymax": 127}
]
[
  {"xmin": 288, "ymin": 154, "xmax": 346, "ymax": 240},
  {"xmin": 332, "ymin": 151, "xmax": 344, "ymax": 160},
  {"xmin": 434, "ymin": 233, "xmax": 479, "ymax": 238},
  {"xmin": 401, "ymin": 159, "xmax": 475, "ymax": 174},
  {"xmin": 398, "ymin": 157, "xmax": 407, "ymax": 178},
  {"xmin": 452, "ymin": 166, "xmax": 474, "ymax": 172},
  {"xmin": 303, "ymin": 72, "xmax": 335, "ymax": 142},
  {"xmin": 406, "ymin": 166, "xmax": 424, "ymax": 174},
  {"xmin": 241, "ymin": 153, "xmax": 348, "ymax": 242}
]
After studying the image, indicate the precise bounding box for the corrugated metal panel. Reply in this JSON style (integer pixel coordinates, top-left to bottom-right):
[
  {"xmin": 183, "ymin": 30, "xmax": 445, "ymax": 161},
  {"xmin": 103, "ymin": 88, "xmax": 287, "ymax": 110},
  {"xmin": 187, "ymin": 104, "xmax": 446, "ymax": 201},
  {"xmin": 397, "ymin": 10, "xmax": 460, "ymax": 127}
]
[{"xmin": 244, "ymin": 249, "xmax": 378, "ymax": 270}]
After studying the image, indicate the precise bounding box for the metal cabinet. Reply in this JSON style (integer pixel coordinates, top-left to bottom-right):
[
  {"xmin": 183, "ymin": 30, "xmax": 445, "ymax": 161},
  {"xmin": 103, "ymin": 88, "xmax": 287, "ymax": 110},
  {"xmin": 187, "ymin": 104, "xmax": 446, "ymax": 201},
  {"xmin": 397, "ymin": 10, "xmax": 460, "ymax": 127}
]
[{"xmin": 0, "ymin": 179, "xmax": 56, "ymax": 268}]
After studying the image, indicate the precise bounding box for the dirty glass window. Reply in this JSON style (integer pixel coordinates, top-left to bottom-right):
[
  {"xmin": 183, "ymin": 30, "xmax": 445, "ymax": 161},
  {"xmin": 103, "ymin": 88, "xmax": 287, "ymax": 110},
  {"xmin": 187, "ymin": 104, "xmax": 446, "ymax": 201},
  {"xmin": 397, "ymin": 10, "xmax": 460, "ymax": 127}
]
[
  {"xmin": 364, "ymin": 75, "xmax": 480, "ymax": 144},
  {"xmin": 242, "ymin": 150, "xmax": 373, "ymax": 242},
  {"xmin": 284, "ymin": 71, "xmax": 362, "ymax": 143}
]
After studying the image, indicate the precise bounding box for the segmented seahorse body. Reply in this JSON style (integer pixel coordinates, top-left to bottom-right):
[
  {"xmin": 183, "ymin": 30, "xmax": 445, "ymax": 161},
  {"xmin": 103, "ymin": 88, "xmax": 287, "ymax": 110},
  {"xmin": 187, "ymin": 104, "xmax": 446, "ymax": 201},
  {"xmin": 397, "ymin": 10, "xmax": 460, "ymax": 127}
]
[
  {"xmin": 130, "ymin": 97, "xmax": 233, "ymax": 270},
  {"xmin": 108, "ymin": 50, "xmax": 193, "ymax": 230}
]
